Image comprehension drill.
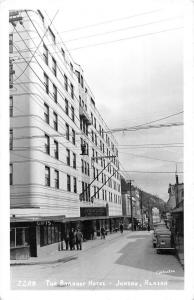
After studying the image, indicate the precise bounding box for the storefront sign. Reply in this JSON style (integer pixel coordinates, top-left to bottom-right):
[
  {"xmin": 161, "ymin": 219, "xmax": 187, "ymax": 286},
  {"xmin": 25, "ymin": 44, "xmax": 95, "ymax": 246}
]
[{"xmin": 80, "ymin": 206, "xmax": 107, "ymax": 217}]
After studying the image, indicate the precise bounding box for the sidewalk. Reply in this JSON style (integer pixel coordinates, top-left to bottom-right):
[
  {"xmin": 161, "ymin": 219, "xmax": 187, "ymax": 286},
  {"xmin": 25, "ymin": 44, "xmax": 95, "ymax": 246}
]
[
  {"xmin": 175, "ymin": 235, "xmax": 184, "ymax": 269},
  {"xmin": 10, "ymin": 231, "xmax": 131, "ymax": 266}
]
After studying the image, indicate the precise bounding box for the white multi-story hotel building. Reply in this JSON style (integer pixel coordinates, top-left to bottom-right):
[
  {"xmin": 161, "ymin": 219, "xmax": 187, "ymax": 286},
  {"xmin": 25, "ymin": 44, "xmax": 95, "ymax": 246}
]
[{"xmin": 9, "ymin": 10, "xmax": 122, "ymax": 259}]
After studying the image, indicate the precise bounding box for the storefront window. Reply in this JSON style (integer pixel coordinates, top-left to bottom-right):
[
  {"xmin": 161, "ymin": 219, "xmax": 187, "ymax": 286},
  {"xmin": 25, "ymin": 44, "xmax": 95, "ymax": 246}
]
[
  {"xmin": 10, "ymin": 229, "xmax": 15, "ymax": 248},
  {"xmin": 10, "ymin": 227, "xmax": 29, "ymax": 248}
]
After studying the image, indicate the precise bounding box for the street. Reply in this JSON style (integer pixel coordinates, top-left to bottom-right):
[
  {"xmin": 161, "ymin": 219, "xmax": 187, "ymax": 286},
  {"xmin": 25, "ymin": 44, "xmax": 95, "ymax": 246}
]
[{"xmin": 11, "ymin": 231, "xmax": 184, "ymax": 290}]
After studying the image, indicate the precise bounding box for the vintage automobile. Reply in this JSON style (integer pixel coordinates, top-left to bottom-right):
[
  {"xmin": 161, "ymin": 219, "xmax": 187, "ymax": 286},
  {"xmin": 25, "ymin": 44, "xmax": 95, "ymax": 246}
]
[
  {"xmin": 152, "ymin": 223, "xmax": 167, "ymax": 248},
  {"xmin": 155, "ymin": 229, "xmax": 175, "ymax": 254}
]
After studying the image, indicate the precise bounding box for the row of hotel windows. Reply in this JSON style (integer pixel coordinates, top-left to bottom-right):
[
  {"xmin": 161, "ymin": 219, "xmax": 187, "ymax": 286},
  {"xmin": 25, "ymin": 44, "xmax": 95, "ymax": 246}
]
[
  {"xmin": 92, "ymin": 167, "xmax": 120, "ymax": 191},
  {"xmin": 43, "ymin": 103, "xmax": 76, "ymax": 145},
  {"xmin": 91, "ymin": 142, "xmax": 119, "ymax": 169},
  {"xmin": 81, "ymin": 182, "xmax": 121, "ymax": 204},
  {"xmin": 90, "ymin": 112, "xmax": 118, "ymax": 155},
  {"xmin": 43, "ymin": 47, "xmax": 74, "ymax": 99},
  {"xmin": 44, "ymin": 134, "xmax": 76, "ymax": 168},
  {"xmin": 43, "ymin": 71, "xmax": 74, "ymax": 106},
  {"xmin": 10, "ymin": 163, "xmax": 77, "ymax": 192},
  {"xmin": 45, "ymin": 166, "xmax": 77, "ymax": 192},
  {"xmin": 38, "ymin": 11, "xmax": 75, "ymax": 78}
]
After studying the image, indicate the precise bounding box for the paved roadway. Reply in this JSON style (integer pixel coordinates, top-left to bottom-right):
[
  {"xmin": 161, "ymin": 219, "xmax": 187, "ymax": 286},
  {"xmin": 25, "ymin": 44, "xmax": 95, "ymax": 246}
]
[{"xmin": 11, "ymin": 231, "xmax": 184, "ymax": 290}]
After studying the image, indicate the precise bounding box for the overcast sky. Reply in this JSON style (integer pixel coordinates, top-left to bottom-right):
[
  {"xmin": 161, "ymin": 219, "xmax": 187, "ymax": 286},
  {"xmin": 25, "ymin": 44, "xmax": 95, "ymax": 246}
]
[{"xmin": 48, "ymin": 0, "xmax": 184, "ymax": 201}]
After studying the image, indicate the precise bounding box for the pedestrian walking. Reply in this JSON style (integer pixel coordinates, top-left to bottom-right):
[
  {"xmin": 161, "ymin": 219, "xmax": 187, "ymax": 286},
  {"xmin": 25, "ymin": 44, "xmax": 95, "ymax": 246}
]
[
  {"xmin": 69, "ymin": 228, "xmax": 76, "ymax": 250},
  {"xmin": 119, "ymin": 223, "xmax": 123, "ymax": 233},
  {"xmin": 100, "ymin": 227, "xmax": 105, "ymax": 239},
  {"xmin": 75, "ymin": 229, "xmax": 83, "ymax": 250}
]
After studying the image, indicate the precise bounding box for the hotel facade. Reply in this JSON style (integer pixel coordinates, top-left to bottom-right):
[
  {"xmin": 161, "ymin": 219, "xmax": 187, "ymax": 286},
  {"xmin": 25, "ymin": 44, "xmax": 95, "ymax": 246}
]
[{"xmin": 9, "ymin": 10, "xmax": 123, "ymax": 259}]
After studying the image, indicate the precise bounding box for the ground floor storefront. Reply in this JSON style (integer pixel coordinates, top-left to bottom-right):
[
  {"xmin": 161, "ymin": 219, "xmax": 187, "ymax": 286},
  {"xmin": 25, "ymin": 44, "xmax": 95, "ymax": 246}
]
[{"xmin": 10, "ymin": 215, "xmax": 125, "ymax": 260}]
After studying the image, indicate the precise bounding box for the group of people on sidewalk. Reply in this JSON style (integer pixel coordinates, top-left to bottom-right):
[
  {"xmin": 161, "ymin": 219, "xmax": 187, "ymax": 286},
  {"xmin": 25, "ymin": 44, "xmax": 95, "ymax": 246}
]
[
  {"xmin": 64, "ymin": 228, "xmax": 83, "ymax": 251},
  {"xmin": 62, "ymin": 224, "xmax": 124, "ymax": 251}
]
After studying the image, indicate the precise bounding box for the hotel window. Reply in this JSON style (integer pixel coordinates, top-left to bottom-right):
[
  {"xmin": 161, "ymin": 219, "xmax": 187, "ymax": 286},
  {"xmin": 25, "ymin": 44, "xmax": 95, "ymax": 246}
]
[
  {"xmin": 53, "ymin": 84, "xmax": 57, "ymax": 102},
  {"xmin": 54, "ymin": 140, "xmax": 59, "ymax": 159},
  {"xmin": 93, "ymin": 167, "xmax": 95, "ymax": 179},
  {"xmin": 95, "ymin": 151, "xmax": 98, "ymax": 163},
  {"xmin": 52, "ymin": 57, "xmax": 57, "ymax": 76},
  {"xmin": 96, "ymin": 169, "xmax": 99, "ymax": 181},
  {"xmin": 73, "ymin": 177, "xmax": 77, "ymax": 193},
  {"xmin": 94, "ymin": 117, "xmax": 96, "ymax": 129},
  {"xmin": 43, "ymin": 44, "xmax": 48, "ymax": 65},
  {"xmin": 66, "ymin": 149, "xmax": 70, "ymax": 166},
  {"xmin": 70, "ymin": 83, "xmax": 74, "ymax": 99},
  {"xmin": 44, "ymin": 134, "xmax": 50, "ymax": 154},
  {"xmin": 95, "ymin": 134, "xmax": 97, "ymax": 146},
  {"xmin": 71, "ymin": 106, "xmax": 75, "ymax": 122},
  {"xmin": 10, "ymin": 164, "xmax": 13, "ymax": 185},
  {"xmin": 9, "ymin": 62, "xmax": 14, "ymax": 88},
  {"xmin": 84, "ymin": 161, "xmax": 87, "ymax": 174},
  {"xmin": 66, "ymin": 123, "xmax": 70, "ymax": 140},
  {"xmin": 67, "ymin": 175, "xmax": 71, "ymax": 192},
  {"xmin": 9, "ymin": 34, "xmax": 13, "ymax": 53},
  {"xmin": 64, "ymin": 74, "xmax": 68, "ymax": 91},
  {"xmin": 10, "ymin": 96, "xmax": 13, "ymax": 117},
  {"xmin": 72, "ymin": 129, "xmax": 75, "ymax": 145},
  {"xmin": 82, "ymin": 182, "xmax": 85, "ymax": 200},
  {"xmin": 53, "ymin": 112, "xmax": 58, "ymax": 131},
  {"xmin": 10, "ymin": 129, "xmax": 13, "ymax": 150},
  {"xmin": 45, "ymin": 166, "xmax": 50, "ymax": 186},
  {"xmin": 44, "ymin": 73, "xmax": 49, "ymax": 94},
  {"xmin": 44, "ymin": 103, "xmax": 49, "ymax": 124},
  {"xmin": 87, "ymin": 163, "xmax": 90, "ymax": 176},
  {"xmin": 65, "ymin": 99, "xmax": 69, "ymax": 115},
  {"xmin": 91, "ymin": 130, "xmax": 94, "ymax": 142},
  {"xmin": 48, "ymin": 27, "xmax": 56, "ymax": 44},
  {"xmin": 91, "ymin": 112, "xmax": 93, "ymax": 125},
  {"xmin": 54, "ymin": 170, "xmax": 59, "ymax": 189},
  {"xmin": 99, "ymin": 125, "xmax": 101, "ymax": 136},
  {"xmin": 73, "ymin": 153, "xmax": 76, "ymax": 169},
  {"xmin": 81, "ymin": 159, "xmax": 84, "ymax": 173}
]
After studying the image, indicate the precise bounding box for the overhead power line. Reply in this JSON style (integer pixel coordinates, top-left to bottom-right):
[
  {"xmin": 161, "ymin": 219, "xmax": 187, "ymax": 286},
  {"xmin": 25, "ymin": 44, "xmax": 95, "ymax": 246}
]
[
  {"xmin": 121, "ymin": 170, "xmax": 183, "ymax": 174},
  {"xmin": 13, "ymin": 10, "xmax": 59, "ymax": 83},
  {"xmin": 60, "ymin": 8, "xmax": 163, "ymax": 33},
  {"xmin": 65, "ymin": 16, "xmax": 182, "ymax": 43},
  {"xmin": 69, "ymin": 26, "xmax": 183, "ymax": 51}
]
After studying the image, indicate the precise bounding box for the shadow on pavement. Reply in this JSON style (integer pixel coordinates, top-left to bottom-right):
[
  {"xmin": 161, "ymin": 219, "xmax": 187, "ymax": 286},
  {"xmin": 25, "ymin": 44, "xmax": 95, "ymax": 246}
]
[{"xmin": 115, "ymin": 232, "xmax": 183, "ymax": 277}]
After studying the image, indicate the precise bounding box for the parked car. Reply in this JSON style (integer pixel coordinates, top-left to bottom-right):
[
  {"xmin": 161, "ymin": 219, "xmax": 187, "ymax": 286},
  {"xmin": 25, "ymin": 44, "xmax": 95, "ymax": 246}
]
[
  {"xmin": 155, "ymin": 229, "xmax": 175, "ymax": 254},
  {"xmin": 152, "ymin": 223, "xmax": 168, "ymax": 248}
]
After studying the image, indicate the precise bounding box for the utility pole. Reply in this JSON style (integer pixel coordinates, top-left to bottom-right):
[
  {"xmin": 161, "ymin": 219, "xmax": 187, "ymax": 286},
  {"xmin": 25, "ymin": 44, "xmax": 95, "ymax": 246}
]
[
  {"xmin": 140, "ymin": 189, "xmax": 143, "ymax": 228},
  {"xmin": 128, "ymin": 180, "xmax": 134, "ymax": 231}
]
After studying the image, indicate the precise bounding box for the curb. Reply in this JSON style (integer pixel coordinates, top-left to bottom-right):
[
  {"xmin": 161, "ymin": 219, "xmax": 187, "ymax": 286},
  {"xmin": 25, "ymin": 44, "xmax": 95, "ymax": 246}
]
[
  {"xmin": 10, "ymin": 254, "xmax": 77, "ymax": 266},
  {"xmin": 175, "ymin": 249, "xmax": 184, "ymax": 270}
]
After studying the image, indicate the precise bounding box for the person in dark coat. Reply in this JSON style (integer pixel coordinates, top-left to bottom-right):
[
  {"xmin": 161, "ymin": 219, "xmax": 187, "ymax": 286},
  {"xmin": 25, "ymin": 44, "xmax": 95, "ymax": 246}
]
[
  {"xmin": 64, "ymin": 232, "xmax": 69, "ymax": 250},
  {"xmin": 101, "ymin": 227, "xmax": 105, "ymax": 239},
  {"xmin": 75, "ymin": 229, "xmax": 83, "ymax": 250},
  {"xmin": 69, "ymin": 228, "xmax": 75, "ymax": 250},
  {"xmin": 119, "ymin": 223, "xmax": 124, "ymax": 233}
]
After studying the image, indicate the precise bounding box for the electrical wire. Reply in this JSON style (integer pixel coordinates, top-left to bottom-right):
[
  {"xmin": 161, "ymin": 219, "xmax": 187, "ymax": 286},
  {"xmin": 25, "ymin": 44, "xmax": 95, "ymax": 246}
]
[
  {"xmin": 69, "ymin": 26, "xmax": 183, "ymax": 51},
  {"xmin": 59, "ymin": 8, "xmax": 163, "ymax": 33},
  {"xmin": 13, "ymin": 10, "xmax": 59, "ymax": 83}
]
